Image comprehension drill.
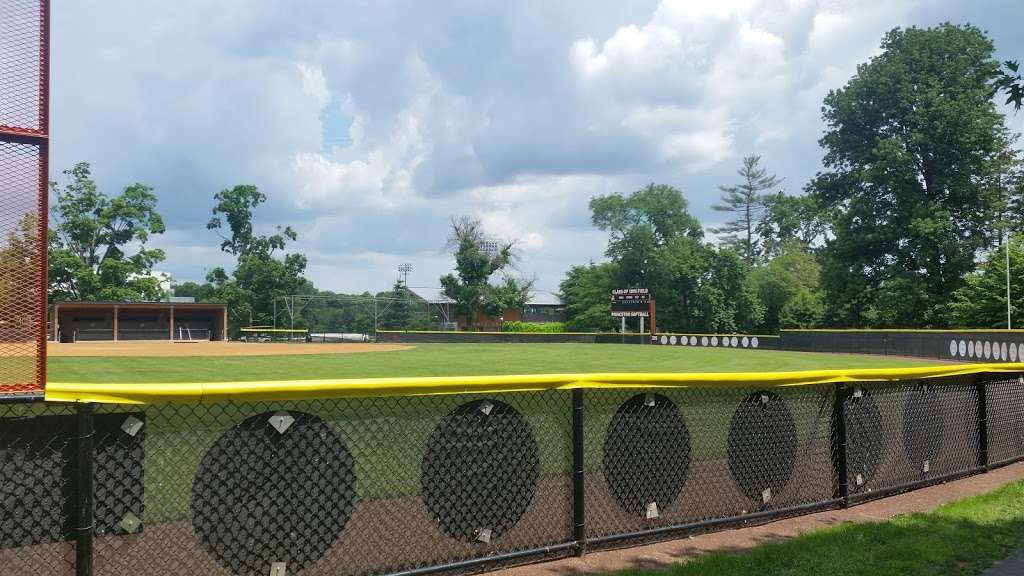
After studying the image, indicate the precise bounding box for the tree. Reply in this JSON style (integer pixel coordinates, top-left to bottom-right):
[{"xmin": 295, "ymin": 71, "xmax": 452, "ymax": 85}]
[
  {"xmin": 378, "ymin": 282, "xmax": 414, "ymax": 330},
  {"xmin": 48, "ymin": 162, "xmax": 167, "ymax": 301},
  {"xmin": 711, "ymin": 156, "xmax": 782, "ymax": 265},
  {"xmin": 439, "ymin": 216, "xmax": 532, "ymax": 330},
  {"xmin": 205, "ymin": 185, "xmax": 312, "ymax": 333},
  {"xmin": 810, "ymin": 24, "xmax": 1009, "ymax": 327},
  {"xmin": 0, "ymin": 214, "xmax": 40, "ymax": 336},
  {"xmin": 978, "ymin": 145, "xmax": 1024, "ymax": 248},
  {"xmin": 171, "ymin": 281, "xmax": 217, "ymax": 302},
  {"xmin": 559, "ymin": 262, "xmax": 619, "ymax": 332},
  {"xmin": 693, "ymin": 248, "xmax": 765, "ymax": 333},
  {"xmin": 996, "ymin": 60, "xmax": 1022, "ymax": 111},
  {"xmin": 750, "ymin": 242, "xmax": 824, "ymax": 332},
  {"xmin": 757, "ymin": 192, "xmax": 829, "ymax": 259},
  {"xmin": 585, "ymin": 184, "xmax": 762, "ymax": 332},
  {"xmin": 949, "ymin": 236, "xmax": 1024, "ymax": 328},
  {"xmin": 590, "ymin": 183, "xmax": 703, "ymax": 288}
]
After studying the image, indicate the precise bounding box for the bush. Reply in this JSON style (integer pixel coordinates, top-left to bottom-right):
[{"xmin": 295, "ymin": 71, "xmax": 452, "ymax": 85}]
[{"xmin": 501, "ymin": 321, "xmax": 567, "ymax": 333}]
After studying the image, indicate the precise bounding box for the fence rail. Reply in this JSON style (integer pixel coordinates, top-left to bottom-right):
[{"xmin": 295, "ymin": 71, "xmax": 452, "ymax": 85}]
[{"xmin": 3, "ymin": 365, "xmax": 1024, "ymax": 576}]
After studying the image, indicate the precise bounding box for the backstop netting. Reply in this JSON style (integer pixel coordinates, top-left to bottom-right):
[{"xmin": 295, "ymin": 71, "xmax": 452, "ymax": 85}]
[
  {"xmin": 0, "ymin": 0, "xmax": 49, "ymax": 396},
  {"xmin": 276, "ymin": 294, "xmax": 443, "ymax": 340}
]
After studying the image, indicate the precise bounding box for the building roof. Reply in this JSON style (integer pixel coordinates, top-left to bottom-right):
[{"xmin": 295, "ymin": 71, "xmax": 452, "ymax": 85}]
[
  {"xmin": 53, "ymin": 301, "xmax": 226, "ymax": 309},
  {"xmin": 407, "ymin": 286, "xmax": 455, "ymax": 304},
  {"xmin": 526, "ymin": 291, "xmax": 563, "ymax": 307},
  {"xmin": 407, "ymin": 287, "xmax": 562, "ymax": 307}
]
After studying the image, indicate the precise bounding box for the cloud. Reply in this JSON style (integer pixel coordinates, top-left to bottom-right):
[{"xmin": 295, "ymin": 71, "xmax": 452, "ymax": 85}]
[
  {"xmin": 47, "ymin": 0, "xmax": 1024, "ymax": 294},
  {"xmin": 567, "ymin": 0, "xmax": 920, "ymax": 172}
]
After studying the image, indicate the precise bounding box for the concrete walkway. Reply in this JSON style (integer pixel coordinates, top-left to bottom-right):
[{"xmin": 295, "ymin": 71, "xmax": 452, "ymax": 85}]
[
  {"xmin": 491, "ymin": 461, "xmax": 1024, "ymax": 576},
  {"xmin": 983, "ymin": 548, "xmax": 1024, "ymax": 576}
]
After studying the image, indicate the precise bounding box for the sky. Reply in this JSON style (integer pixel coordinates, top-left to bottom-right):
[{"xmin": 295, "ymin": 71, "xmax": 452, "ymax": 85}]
[{"xmin": 50, "ymin": 0, "xmax": 1024, "ymax": 295}]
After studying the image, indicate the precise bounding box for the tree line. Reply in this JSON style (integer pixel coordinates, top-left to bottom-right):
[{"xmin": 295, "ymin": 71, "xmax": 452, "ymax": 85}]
[
  {"xmin": 563, "ymin": 24, "xmax": 1024, "ymax": 332},
  {"xmin": 33, "ymin": 23, "xmax": 1024, "ymax": 335}
]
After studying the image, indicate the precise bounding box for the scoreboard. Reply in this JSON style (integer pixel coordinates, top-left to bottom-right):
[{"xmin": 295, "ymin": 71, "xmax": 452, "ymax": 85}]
[{"xmin": 610, "ymin": 288, "xmax": 650, "ymax": 317}]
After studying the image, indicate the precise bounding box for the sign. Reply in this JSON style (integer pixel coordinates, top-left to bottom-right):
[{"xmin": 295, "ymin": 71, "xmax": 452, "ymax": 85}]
[{"xmin": 611, "ymin": 288, "xmax": 650, "ymax": 317}]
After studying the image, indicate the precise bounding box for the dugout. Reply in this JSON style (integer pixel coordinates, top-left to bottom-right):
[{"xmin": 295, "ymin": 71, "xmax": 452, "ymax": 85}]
[{"xmin": 52, "ymin": 302, "xmax": 228, "ymax": 343}]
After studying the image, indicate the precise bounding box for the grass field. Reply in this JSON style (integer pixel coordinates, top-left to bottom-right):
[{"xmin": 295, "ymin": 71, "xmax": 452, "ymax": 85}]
[
  {"xmin": 610, "ymin": 479, "xmax": 1024, "ymax": 576},
  {"xmin": 46, "ymin": 342, "xmax": 936, "ymax": 383}
]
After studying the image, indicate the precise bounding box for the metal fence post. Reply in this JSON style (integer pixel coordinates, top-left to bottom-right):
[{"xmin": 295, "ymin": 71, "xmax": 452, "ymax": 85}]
[
  {"xmin": 572, "ymin": 388, "xmax": 586, "ymax": 556},
  {"xmin": 74, "ymin": 403, "xmax": 95, "ymax": 576},
  {"xmin": 832, "ymin": 383, "xmax": 849, "ymax": 507},
  {"xmin": 977, "ymin": 377, "xmax": 989, "ymax": 470}
]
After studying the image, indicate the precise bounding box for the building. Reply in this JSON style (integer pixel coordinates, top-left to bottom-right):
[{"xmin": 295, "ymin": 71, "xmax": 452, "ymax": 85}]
[
  {"xmin": 52, "ymin": 301, "xmax": 228, "ymax": 342},
  {"xmin": 406, "ymin": 287, "xmax": 564, "ymax": 331}
]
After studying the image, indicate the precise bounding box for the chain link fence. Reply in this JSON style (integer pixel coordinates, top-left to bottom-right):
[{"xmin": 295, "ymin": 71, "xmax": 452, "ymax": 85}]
[
  {"xmin": 2, "ymin": 372, "xmax": 1023, "ymax": 576},
  {"xmin": 0, "ymin": 0, "xmax": 49, "ymax": 397}
]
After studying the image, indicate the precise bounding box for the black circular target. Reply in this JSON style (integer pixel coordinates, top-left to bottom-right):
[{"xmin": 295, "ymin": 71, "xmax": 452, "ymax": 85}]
[
  {"xmin": 191, "ymin": 411, "xmax": 355, "ymax": 576},
  {"xmin": 421, "ymin": 399, "xmax": 539, "ymax": 543},
  {"xmin": 902, "ymin": 384, "xmax": 945, "ymax": 469},
  {"xmin": 603, "ymin": 393, "xmax": 691, "ymax": 517},
  {"xmin": 838, "ymin": 389, "xmax": 884, "ymax": 489},
  {"xmin": 727, "ymin": 391, "xmax": 797, "ymax": 502}
]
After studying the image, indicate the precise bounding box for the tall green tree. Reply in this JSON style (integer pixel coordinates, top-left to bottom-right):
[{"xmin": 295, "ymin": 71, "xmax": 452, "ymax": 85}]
[
  {"xmin": 590, "ymin": 183, "xmax": 703, "ymax": 289},
  {"xmin": 810, "ymin": 24, "xmax": 1009, "ymax": 327},
  {"xmin": 379, "ymin": 281, "xmax": 414, "ymax": 330},
  {"xmin": 750, "ymin": 242, "xmax": 824, "ymax": 332},
  {"xmin": 949, "ymin": 236, "xmax": 1024, "ymax": 328},
  {"xmin": 439, "ymin": 216, "xmax": 532, "ymax": 329},
  {"xmin": 693, "ymin": 248, "xmax": 764, "ymax": 333},
  {"xmin": 585, "ymin": 184, "xmax": 762, "ymax": 332},
  {"xmin": 205, "ymin": 185, "xmax": 311, "ymax": 332},
  {"xmin": 757, "ymin": 192, "xmax": 829, "ymax": 259},
  {"xmin": 979, "ymin": 146, "xmax": 1024, "ymax": 248},
  {"xmin": 711, "ymin": 155, "xmax": 782, "ymax": 265},
  {"xmin": 48, "ymin": 162, "xmax": 167, "ymax": 301},
  {"xmin": 559, "ymin": 262, "xmax": 619, "ymax": 332}
]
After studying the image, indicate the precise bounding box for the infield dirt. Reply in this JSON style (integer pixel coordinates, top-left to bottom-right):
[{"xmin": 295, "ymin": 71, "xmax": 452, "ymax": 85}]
[{"xmin": 47, "ymin": 341, "xmax": 412, "ymax": 357}]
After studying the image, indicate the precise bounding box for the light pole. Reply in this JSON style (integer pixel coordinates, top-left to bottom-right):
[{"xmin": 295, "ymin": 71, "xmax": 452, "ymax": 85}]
[{"xmin": 1007, "ymin": 227, "xmax": 1012, "ymax": 329}]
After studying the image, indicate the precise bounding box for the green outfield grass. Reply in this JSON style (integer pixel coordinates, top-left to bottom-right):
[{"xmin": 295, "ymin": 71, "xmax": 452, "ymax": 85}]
[{"xmin": 46, "ymin": 342, "xmax": 935, "ymax": 383}]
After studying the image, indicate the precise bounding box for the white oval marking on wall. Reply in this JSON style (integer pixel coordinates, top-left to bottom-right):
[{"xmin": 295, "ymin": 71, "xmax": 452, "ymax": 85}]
[
  {"xmin": 752, "ymin": 337, "xmax": 760, "ymax": 348},
  {"xmin": 741, "ymin": 336, "xmax": 749, "ymax": 348}
]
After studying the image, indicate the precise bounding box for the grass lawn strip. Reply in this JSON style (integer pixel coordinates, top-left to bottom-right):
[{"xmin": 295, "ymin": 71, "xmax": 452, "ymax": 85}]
[{"xmin": 609, "ymin": 479, "xmax": 1024, "ymax": 576}]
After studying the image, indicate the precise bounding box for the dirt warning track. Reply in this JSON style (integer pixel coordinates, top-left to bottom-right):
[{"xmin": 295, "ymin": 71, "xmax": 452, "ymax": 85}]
[{"xmin": 47, "ymin": 341, "xmax": 412, "ymax": 357}]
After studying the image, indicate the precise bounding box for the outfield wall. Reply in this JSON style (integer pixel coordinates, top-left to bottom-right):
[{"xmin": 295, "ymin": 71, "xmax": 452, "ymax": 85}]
[
  {"xmin": 3, "ymin": 365, "xmax": 1024, "ymax": 576},
  {"xmin": 379, "ymin": 328, "xmax": 1024, "ymax": 365},
  {"xmin": 777, "ymin": 330, "xmax": 1024, "ymax": 363}
]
